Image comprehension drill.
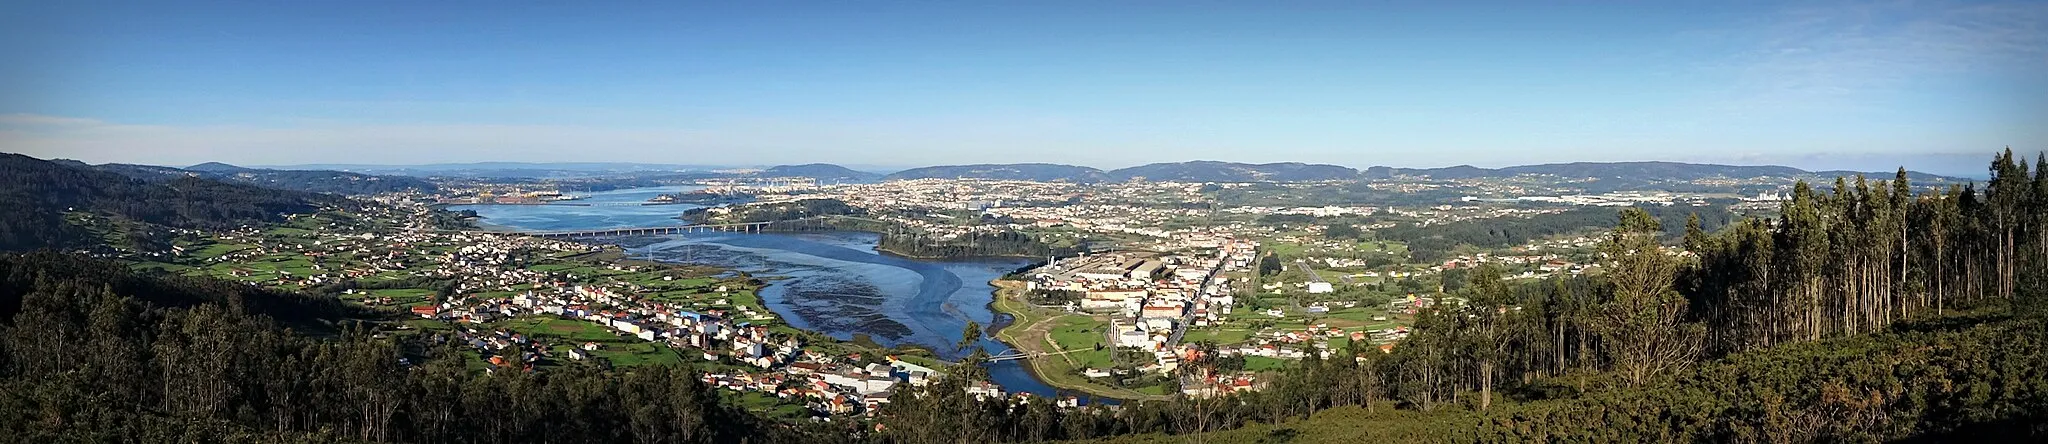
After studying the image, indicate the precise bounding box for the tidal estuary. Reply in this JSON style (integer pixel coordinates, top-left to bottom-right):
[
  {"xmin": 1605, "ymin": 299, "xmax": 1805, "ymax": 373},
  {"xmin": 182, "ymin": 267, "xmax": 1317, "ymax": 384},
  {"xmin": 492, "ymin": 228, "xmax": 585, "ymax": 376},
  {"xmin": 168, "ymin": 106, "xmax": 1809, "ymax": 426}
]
[{"xmin": 453, "ymin": 186, "xmax": 1060, "ymax": 397}]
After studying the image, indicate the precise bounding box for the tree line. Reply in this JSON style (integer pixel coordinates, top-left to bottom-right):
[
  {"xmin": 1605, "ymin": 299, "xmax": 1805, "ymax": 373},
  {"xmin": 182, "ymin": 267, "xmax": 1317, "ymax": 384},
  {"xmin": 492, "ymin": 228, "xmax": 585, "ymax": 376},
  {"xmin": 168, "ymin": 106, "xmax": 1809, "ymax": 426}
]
[
  {"xmin": 0, "ymin": 252, "xmax": 807, "ymax": 444},
  {"xmin": 683, "ymin": 198, "xmax": 1075, "ymax": 259},
  {"xmin": 877, "ymin": 229, "xmax": 1072, "ymax": 259},
  {"xmin": 868, "ymin": 150, "xmax": 2048, "ymax": 443},
  {"xmin": 1686, "ymin": 150, "xmax": 2048, "ymax": 354},
  {"xmin": 680, "ymin": 198, "xmax": 864, "ymax": 224},
  {"xmin": 0, "ymin": 153, "xmax": 347, "ymax": 252},
  {"xmin": 1374, "ymin": 204, "xmax": 1735, "ymax": 263}
]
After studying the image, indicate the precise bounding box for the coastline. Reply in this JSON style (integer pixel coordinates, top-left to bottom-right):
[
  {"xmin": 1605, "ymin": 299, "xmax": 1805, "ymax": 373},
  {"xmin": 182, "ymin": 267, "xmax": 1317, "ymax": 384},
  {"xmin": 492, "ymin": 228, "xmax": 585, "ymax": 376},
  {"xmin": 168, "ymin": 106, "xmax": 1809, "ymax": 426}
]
[
  {"xmin": 467, "ymin": 217, "xmax": 522, "ymax": 233},
  {"xmin": 872, "ymin": 242, "xmax": 1045, "ymax": 261},
  {"xmin": 462, "ymin": 200, "xmax": 1073, "ymax": 396},
  {"xmin": 984, "ymin": 278, "xmax": 1165, "ymax": 402},
  {"xmin": 791, "ymin": 227, "xmax": 1046, "ymax": 261},
  {"xmin": 674, "ymin": 209, "xmax": 1056, "ymax": 262}
]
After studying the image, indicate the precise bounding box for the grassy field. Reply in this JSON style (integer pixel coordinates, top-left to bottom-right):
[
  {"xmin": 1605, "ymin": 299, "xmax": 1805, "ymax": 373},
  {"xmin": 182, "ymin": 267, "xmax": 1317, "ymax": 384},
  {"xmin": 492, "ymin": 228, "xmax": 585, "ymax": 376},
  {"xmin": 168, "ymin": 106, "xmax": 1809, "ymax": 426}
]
[
  {"xmin": 495, "ymin": 317, "xmax": 625, "ymax": 343},
  {"xmin": 731, "ymin": 391, "xmax": 811, "ymax": 420},
  {"xmin": 483, "ymin": 316, "xmax": 683, "ymax": 366},
  {"xmin": 1261, "ymin": 242, "xmax": 1308, "ymax": 258},
  {"xmin": 1181, "ymin": 327, "xmax": 1256, "ymax": 345},
  {"xmin": 267, "ymin": 226, "xmax": 315, "ymax": 237},
  {"xmin": 1047, "ymin": 316, "xmax": 1114, "ymax": 369},
  {"xmin": 594, "ymin": 342, "xmax": 682, "ymax": 366},
  {"xmin": 190, "ymin": 242, "xmax": 254, "ymax": 259},
  {"xmin": 989, "ymin": 280, "xmax": 1172, "ymax": 401},
  {"xmin": 341, "ymin": 288, "xmax": 432, "ymax": 307},
  {"xmin": 1258, "ymin": 238, "xmax": 1411, "ymax": 261},
  {"xmin": 1244, "ymin": 356, "xmax": 1290, "ymax": 372}
]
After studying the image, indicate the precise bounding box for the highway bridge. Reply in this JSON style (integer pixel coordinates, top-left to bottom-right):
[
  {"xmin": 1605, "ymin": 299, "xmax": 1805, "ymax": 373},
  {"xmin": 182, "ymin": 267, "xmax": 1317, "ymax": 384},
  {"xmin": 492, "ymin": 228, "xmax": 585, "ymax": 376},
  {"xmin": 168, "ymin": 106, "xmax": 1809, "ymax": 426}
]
[
  {"xmin": 435, "ymin": 201, "xmax": 686, "ymax": 207},
  {"xmin": 523, "ymin": 222, "xmax": 773, "ymax": 238},
  {"xmin": 516, "ymin": 215, "xmax": 891, "ymax": 239}
]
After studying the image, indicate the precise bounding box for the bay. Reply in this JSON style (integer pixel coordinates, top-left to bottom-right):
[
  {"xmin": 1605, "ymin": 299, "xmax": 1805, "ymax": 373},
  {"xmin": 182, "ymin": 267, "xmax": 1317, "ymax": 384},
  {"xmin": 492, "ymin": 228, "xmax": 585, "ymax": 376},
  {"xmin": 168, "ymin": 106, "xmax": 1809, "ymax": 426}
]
[{"xmin": 453, "ymin": 186, "xmax": 1062, "ymax": 398}]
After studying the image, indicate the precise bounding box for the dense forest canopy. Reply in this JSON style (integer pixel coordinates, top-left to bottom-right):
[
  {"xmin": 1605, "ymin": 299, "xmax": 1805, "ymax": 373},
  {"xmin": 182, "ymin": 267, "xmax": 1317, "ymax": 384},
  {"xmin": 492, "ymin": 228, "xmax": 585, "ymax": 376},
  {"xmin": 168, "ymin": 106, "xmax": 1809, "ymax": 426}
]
[
  {"xmin": 680, "ymin": 198, "xmax": 865, "ymax": 224},
  {"xmin": 0, "ymin": 153, "xmax": 347, "ymax": 251},
  {"xmin": 1355, "ymin": 204, "xmax": 1735, "ymax": 262},
  {"xmin": 0, "ymin": 253, "xmax": 791, "ymax": 444},
  {"xmin": 684, "ymin": 198, "xmax": 1073, "ymax": 259},
  {"xmin": 213, "ymin": 168, "xmax": 440, "ymax": 195},
  {"xmin": 876, "ymin": 230, "xmax": 1072, "ymax": 259}
]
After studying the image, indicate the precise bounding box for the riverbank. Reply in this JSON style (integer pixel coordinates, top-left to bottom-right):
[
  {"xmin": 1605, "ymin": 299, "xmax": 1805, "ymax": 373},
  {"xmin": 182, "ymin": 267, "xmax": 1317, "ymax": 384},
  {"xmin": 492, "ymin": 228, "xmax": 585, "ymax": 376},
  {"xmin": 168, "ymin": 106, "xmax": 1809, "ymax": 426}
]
[
  {"xmin": 734, "ymin": 226, "xmax": 1046, "ymax": 261},
  {"xmin": 986, "ymin": 279, "xmax": 1173, "ymax": 402},
  {"xmin": 465, "ymin": 216, "xmax": 522, "ymax": 233},
  {"xmin": 873, "ymin": 242, "xmax": 1044, "ymax": 261},
  {"xmin": 456, "ymin": 190, "xmax": 1064, "ymax": 395}
]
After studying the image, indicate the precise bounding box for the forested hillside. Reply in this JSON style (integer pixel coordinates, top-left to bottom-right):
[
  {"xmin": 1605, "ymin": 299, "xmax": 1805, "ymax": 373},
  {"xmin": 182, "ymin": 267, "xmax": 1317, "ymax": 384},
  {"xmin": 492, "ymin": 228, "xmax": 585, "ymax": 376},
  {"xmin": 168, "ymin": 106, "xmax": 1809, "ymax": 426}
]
[
  {"xmin": 0, "ymin": 153, "xmax": 346, "ymax": 251},
  {"xmin": 679, "ymin": 198, "xmax": 865, "ymax": 224},
  {"xmin": 0, "ymin": 252, "xmax": 803, "ymax": 444},
  {"xmin": 884, "ymin": 163, "xmax": 1111, "ymax": 182},
  {"xmin": 683, "ymin": 199, "xmax": 1073, "ymax": 259},
  {"xmin": 761, "ymin": 163, "xmax": 883, "ymax": 181},
  {"xmin": 1107, "ymin": 161, "xmax": 1358, "ymax": 182},
  {"xmin": 212, "ymin": 168, "xmax": 440, "ymax": 195},
  {"xmin": 876, "ymin": 230, "xmax": 1073, "ymax": 259},
  {"xmin": 1077, "ymin": 309, "xmax": 2045, "ymax": 443},
  {"xmin": 1373, "ymin": 204, "xmax": 1736, "ymax": 262},
  {"xmin": 84, "ymin": 160, "xmax": 439, "ymax": 195},
  {"xmin": 871, "ymin": 150, "xmax": 2048, "ymax": 443}
]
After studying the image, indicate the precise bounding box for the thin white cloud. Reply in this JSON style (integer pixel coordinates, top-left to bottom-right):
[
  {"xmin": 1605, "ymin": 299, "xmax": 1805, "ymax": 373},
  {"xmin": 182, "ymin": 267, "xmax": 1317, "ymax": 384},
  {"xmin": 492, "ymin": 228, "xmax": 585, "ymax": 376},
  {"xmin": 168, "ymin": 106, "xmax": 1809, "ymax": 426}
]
[
  {"xmin": 0, "ymin": 113, "xmax": 105, "ymax": 127},
  {"xmin": 1702, "ymin": 0, "xmax": 2047, "ymax": 113}
]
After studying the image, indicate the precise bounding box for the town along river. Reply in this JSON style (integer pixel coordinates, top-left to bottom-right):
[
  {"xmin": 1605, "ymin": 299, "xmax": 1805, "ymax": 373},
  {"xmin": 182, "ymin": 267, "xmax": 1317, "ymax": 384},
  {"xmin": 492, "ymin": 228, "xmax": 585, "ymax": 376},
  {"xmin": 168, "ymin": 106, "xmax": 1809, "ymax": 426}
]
[{"xmin": 451, "ymin": 186, "xmax": 1062, "ymax": 398}]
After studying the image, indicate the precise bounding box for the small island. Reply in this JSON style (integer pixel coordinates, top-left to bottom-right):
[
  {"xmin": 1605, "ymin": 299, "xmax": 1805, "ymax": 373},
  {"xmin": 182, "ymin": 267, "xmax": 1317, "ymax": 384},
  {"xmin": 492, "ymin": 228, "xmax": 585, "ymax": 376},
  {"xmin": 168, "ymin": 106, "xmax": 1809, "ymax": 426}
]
[{"xmin": 650, "ymin": 189, "xmax": 755, "ymax": 205}]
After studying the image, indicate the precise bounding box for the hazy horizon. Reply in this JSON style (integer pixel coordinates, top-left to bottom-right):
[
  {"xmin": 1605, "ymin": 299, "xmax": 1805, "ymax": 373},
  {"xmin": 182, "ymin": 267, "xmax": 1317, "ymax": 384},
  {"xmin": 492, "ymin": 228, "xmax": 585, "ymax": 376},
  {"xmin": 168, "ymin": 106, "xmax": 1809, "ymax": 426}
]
[
  {"xmin": 231, "ymin": 152, "xmax": 2018, "ymax": 179},
  {"xmin": 17, "ymin": 149, "xmax": 2017, "ymax": 179},
  {"xmin": 4, "ymin": 1, "xmax": 2043, "ymax": 176}
]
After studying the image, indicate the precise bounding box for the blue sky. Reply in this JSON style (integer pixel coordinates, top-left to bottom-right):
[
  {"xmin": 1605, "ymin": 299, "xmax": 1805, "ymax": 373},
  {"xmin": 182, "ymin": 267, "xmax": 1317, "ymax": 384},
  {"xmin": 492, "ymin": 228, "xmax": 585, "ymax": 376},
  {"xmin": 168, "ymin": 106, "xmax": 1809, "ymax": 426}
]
[{"xmin": 2, "ymin": 1, "xmax": 2042, "ymax": 175}]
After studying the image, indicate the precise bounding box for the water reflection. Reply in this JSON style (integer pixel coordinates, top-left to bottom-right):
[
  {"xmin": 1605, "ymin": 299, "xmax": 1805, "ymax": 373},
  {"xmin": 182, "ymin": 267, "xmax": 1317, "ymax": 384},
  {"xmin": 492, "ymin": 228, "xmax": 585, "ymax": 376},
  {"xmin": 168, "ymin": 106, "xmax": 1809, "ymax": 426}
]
[{"xmin": 453, "ymin": 187, "xmax": 1063, "ymax": 397}]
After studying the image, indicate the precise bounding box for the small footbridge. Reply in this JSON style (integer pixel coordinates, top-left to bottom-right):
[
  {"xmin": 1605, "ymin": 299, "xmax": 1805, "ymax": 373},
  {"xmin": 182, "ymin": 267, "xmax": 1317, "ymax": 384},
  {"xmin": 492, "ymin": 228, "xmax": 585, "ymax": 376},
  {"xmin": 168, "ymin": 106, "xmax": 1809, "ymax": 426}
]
[{"xmin": 987, "ymin": 348, "xmax": 1086, "ymax": 363}]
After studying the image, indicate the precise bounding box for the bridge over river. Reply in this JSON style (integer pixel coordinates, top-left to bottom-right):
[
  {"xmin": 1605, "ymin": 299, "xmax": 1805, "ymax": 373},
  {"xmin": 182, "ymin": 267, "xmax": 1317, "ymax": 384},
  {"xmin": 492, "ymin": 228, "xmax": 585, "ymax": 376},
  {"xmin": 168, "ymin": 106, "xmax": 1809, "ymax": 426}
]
[
  {"xmin": 523, "ymin": 221, "xmax": 773, "ymax": 238},
  {"xmin": 515, "ymin": 215, "xmax": 890, "ymax": 239},
  {"xmin": 438, "ymin": 201, "xmax": 691, "ymax": 207}
]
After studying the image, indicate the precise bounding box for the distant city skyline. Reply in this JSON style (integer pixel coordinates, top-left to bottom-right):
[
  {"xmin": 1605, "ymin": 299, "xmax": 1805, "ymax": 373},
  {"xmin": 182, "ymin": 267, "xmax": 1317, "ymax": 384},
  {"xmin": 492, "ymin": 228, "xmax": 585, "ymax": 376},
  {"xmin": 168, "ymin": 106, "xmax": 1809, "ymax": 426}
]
[{"xmin": 3, "ymin": 1, "xmax": 2043, "ymax": 177}]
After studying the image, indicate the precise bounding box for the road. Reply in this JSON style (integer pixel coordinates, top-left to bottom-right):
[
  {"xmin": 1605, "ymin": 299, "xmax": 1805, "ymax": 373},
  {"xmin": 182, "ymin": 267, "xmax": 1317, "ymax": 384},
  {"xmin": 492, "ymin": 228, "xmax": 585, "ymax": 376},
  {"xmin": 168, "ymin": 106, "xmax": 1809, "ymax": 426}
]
[
  {"xmin": 1293, "ymin": 259, "xmax": 1325, "ymax": 283},
  {"xmin": 1166, "ymin": 255, "xmax": 1233, "ymax": 348},
  {"xmin": 1295, "ymin": 259, "xmax": 1354, "ymax": 285}
]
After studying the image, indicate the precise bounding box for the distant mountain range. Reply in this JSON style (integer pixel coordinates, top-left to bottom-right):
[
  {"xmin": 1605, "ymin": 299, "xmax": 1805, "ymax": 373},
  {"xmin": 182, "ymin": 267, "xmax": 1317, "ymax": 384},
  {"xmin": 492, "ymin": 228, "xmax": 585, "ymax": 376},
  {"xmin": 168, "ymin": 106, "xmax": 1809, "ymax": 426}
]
[
  {"xmin": 77, "ymin": 161, "xmax": 439, "ymax": 195},
  {"xmin": 1109, "ymin": 161, "xmax": 1358, "ymax": 182},
  {"xmin": 759, "ymin": 163, "xmax": 882, "ymax": 181},
  {"xmin": 264, "ymin": 161, "xmax": 724, "ymax": 173},
  {"xmin": 1367, "ymin": 161, "xmax": 1962, "ymax": 182},
  {"xmin": 884, "ymin": 163, "xmax": 1113, "ymax": 182},
  {"xmin": 255, "ymin": 162, "xmax": 735, "ymax": 179},
  {"xmin": 873, "ymin": 161, "xmax": 1363, "ymax": 183},
  {"xmin": 861, "ymin": 160, "xmax": 1966, "ymax": 183},
  {"xmin": 186, "ymin": 161, "xmax": 253, "ymax": 173},
  {"xmin": 0, "ymin": 154, "xmax": 346, "ymax": 251},
  {"xmin": 83, "ymin": 158, "xmax": 1972, "ymax": 187}
]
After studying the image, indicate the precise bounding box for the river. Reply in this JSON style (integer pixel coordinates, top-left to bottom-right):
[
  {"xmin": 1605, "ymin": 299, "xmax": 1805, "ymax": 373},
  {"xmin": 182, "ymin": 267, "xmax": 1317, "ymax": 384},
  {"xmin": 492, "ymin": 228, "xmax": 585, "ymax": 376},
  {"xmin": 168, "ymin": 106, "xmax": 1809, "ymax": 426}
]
[{"xmin": 451, "ymin": 186, "xmax": 1061, "ymax": 398}]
